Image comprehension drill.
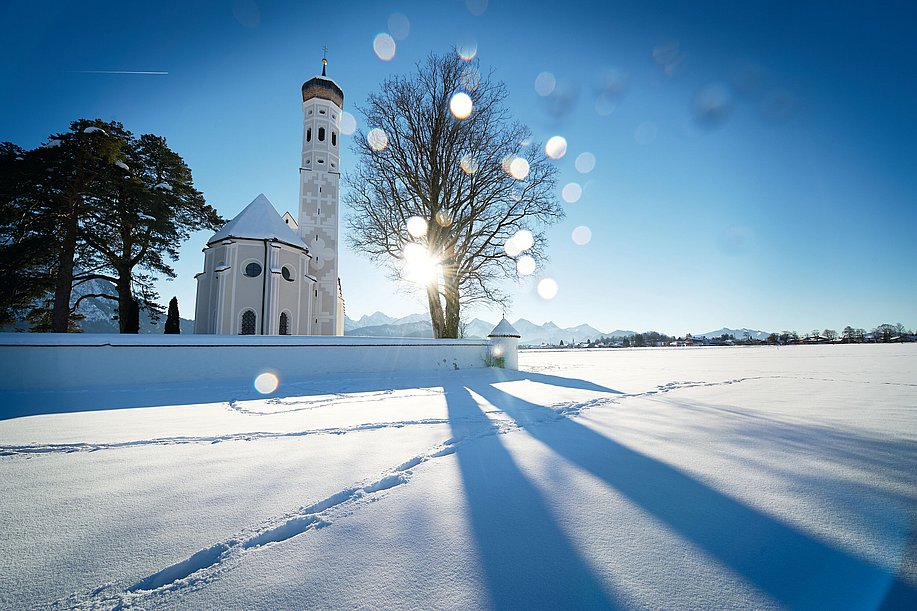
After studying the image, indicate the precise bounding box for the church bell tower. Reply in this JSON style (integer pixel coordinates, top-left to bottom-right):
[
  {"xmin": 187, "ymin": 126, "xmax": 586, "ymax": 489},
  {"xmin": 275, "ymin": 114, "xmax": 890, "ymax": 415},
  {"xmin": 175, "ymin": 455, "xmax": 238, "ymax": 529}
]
[{"xmin": 299, "ymin": 53, "xmax": 344, "ymax": 335}]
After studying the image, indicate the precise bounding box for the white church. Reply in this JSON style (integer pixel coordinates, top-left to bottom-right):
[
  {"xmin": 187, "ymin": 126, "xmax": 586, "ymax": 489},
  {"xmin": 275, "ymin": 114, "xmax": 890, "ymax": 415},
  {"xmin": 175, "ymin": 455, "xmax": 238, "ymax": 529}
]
[{"xmin": 194, "ymin": 58, "xmax": 345, "ymax": 336}]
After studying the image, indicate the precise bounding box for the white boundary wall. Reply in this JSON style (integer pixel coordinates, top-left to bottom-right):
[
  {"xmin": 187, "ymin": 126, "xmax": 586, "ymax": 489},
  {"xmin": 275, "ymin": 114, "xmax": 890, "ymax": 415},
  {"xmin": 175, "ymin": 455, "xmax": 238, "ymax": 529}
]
[{"xmin": 0, "ymin": 334, "xmax": 491, "ymax": 392}]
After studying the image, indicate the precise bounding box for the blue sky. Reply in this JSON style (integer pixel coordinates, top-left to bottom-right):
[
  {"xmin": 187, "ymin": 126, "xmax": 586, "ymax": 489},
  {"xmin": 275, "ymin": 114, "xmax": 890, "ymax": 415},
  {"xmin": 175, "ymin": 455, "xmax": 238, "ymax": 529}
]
[{"xmin": 2, "ymin": 0, "xmax": 915, "ymax": 335}]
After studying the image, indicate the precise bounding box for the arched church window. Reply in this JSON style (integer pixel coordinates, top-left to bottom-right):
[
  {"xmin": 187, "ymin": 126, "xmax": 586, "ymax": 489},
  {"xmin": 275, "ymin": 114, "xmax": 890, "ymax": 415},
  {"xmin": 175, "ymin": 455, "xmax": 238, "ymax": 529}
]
[
  {"xmin": 331, "ymin": 132, "xmax": 337, "ymax": 146},
  {"xmin": 279, "ymin": 312, "xmax": 290, "ymax": 335},
  {"xmin": 318, "ymin": 127, "xmax": 325, "ymax": 141},
  {"xmin": 244, "ymin": 261, "xmax": 262, "ymax": 277},
  {"xmin": 281, "ymin": 266, "xmax": 294, "ymax": 282},
  {"xmin": 240, "ymin": 310, "xmax": 256, "ymax": 335},
  {"xmin": 306, "ymin": 128, "xmax": 312, "ymax": 142}
]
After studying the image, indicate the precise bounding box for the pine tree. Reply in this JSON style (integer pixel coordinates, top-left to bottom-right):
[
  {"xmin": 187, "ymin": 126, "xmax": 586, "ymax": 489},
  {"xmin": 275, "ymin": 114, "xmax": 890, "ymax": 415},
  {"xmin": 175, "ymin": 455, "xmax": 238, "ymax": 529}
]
[
  {"xmin": 1, "ymin": 119, "xmax": 222, "ymax": 332},
  {"xmin": 165, "ymin": 297, "xmax": 180, "ymax": 334}
]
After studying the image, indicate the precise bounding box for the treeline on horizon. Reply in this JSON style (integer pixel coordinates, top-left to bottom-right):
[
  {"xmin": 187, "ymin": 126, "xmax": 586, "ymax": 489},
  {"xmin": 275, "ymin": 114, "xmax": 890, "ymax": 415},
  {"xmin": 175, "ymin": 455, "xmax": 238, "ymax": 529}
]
[{"xmin": 569, "ymin": 323, "xmax": 916, "ymax": 348}]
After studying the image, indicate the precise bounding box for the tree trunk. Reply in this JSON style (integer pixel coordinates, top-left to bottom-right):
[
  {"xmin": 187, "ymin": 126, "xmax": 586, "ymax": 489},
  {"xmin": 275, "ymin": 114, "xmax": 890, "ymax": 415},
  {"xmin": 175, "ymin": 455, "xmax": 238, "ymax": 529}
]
[
  {"xmin": 442, "ymin": 267, "xmax": 460, "ymax": 339},
  {"xmin": 124, "ymin": 298, "xmax": 140, "ymax": 334},
  {"xmin": 50, "ymin": 208, "xmax": 79, "ymax": 332},
  {"xmin": 116, "ymin": 269, "xmax": 133, "ymax": 333},
  {"xmin": 426, "ymin": 283, "xmax": 446, "ymax": 338}
]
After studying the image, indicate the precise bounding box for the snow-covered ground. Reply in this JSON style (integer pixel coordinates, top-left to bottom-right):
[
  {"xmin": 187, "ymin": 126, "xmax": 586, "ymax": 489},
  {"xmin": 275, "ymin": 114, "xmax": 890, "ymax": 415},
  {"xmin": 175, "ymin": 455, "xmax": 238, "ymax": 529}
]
[{"xmin": 1, "ymin": 344, "xmax": 915, "ymax": 609}]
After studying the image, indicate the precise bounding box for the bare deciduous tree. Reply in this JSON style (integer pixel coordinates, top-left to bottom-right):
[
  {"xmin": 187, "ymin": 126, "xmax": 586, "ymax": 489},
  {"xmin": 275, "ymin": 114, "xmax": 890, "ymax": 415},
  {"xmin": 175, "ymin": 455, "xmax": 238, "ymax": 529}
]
[{"xmin": 345, "ymin": 52, "xmax": 563, "ymax": 338}]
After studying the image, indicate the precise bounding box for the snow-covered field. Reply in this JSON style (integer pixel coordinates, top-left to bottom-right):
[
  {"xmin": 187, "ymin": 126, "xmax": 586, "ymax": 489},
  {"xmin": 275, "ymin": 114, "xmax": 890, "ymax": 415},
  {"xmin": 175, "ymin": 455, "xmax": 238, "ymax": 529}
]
[{"xmin": 1, "ymin": 344, "xmax": 915, "ymax": 609}]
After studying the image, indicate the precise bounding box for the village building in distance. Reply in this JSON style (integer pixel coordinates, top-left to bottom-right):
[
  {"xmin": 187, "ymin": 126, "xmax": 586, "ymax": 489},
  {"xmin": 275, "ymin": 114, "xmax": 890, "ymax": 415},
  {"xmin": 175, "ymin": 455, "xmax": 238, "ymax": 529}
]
[{"xmin": 194, "ymin": 57, "xmax": 344, "ymax": 336}]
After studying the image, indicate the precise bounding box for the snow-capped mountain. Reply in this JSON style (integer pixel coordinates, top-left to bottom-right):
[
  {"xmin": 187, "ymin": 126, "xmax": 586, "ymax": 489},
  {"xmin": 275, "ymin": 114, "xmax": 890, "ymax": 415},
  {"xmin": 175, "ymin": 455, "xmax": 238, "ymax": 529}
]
[
  {"xmin": 694, "ymin": 328, "xmax": 771, "ymax": 341},
  {"xmin": 343, "ymin": 311, "xmax": 396, "ymax": 331}
]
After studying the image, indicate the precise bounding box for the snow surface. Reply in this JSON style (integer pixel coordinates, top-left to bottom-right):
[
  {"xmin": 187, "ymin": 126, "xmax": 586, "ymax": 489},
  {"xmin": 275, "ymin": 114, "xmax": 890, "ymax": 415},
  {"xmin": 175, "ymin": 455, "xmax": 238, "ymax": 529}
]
[
  {"xmin": 114, "ymin": 160, "xmax": 130, "ymax": 171},
  {"xmin": 154, "ymin": 182, "xmax": 173, "ymax": 191},
  {"xmin": 1, "ymin": 344, "xmax": 915, "ymax": 609}
]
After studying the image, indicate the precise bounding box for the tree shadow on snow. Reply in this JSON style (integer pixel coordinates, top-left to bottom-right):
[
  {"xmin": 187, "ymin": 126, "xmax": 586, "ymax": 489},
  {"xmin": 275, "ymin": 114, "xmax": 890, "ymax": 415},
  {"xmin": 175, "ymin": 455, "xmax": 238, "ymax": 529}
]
[
  {"xmin": 466, "ymin": 369, "xmax": 917, "ymax": 610},
  {"xmin": 443, "ymin": 382, "xmax": 620, "ymax": 609}
]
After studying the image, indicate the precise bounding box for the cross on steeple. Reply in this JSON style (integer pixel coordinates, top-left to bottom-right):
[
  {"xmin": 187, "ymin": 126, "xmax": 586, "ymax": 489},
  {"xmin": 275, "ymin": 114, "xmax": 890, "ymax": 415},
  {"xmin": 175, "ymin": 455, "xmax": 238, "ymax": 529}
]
[{"xmin": 321, "ymin": 45, "xmax": 328, "ymax": 76}]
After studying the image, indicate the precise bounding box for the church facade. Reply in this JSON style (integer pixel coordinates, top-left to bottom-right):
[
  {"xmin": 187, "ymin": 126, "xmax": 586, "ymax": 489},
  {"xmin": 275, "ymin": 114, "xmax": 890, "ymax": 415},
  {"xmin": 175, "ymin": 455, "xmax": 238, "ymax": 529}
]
[{"xmin": 193, "ymin": 59, "xmax": 344, "ymax": 336}]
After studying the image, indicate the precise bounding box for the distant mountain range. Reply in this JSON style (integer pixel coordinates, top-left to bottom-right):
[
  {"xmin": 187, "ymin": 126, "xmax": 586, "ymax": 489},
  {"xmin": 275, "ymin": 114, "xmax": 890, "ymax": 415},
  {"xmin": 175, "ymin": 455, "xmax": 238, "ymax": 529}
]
[
  {"xmin": 346, "ymin": 311, "xmax": 659, "ymax": 346},
  {"xmin": 345, "ymin": 312, "xmax": 772, "ymax": 345}
]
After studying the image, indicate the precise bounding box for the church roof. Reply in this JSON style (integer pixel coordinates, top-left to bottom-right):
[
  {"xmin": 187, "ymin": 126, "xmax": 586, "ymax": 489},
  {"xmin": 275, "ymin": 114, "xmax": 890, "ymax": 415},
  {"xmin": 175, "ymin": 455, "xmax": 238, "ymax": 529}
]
[{"xmin": 207, "ymin": 194, "xmax": 308, "ymax": 251}]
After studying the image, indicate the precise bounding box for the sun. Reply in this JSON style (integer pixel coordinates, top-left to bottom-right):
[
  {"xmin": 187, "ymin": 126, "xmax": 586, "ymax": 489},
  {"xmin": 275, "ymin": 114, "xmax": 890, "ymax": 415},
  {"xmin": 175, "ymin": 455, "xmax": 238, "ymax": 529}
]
[{"xmin": 402, "ymin": 243, "xmax": 441, "ymax": 287}]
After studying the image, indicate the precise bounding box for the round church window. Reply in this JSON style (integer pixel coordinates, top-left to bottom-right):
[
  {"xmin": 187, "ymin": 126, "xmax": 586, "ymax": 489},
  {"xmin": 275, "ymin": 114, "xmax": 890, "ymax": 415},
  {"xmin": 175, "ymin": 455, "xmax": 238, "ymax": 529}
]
[
  {"xmin": 282, "ymin": 266, "xmax": 294, "ymax": 281},
  {"xmin": 244, "ymin": 262, "xmax": 262, "ymax": 277}
]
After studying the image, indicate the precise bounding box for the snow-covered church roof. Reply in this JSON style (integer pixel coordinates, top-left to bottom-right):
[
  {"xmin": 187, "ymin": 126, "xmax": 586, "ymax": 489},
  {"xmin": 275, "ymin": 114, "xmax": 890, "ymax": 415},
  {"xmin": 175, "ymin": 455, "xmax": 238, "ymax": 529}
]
[{"xmin": 207, "ymin": 194, "xmax": 308, "ymax": 251}]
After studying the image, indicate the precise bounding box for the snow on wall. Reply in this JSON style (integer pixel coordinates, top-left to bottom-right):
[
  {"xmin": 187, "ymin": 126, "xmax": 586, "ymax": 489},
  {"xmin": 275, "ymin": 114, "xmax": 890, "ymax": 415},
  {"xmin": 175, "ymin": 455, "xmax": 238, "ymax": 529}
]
[{"xmin": 0, "ymin": 334, "xmax": 490, "ymax": 392}]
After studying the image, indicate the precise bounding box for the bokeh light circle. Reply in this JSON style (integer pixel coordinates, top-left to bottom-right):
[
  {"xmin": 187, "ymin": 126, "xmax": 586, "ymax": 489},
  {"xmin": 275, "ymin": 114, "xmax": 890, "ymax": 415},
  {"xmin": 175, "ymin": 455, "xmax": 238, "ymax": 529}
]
[
  {"xmin": 537, "ymin": 278, "xmax": 559, "ymax": 300},
  {"xmin": 516, "ymin": 255, "xmax": 536, "ymax": 275},
  {"xmin": 254, "ymin": 372, "xmax": 279, "ymax": 394},
  {"xmin": 450, "ymin": 92, "xmax": 473, "ymax": 119},
  {"xmin": 339, "ymin": 112, "xmax": 357, "ymax": 136},
  {"xmin": 534, "ymin": 72, "xmax": 556, "ymax": 96},
  {"xmin": 373, "ymin": 33, "xmax": 396, "ymax": 61},
  {"xmin": 435, "ymin": 209, "xmax": 453, "ymax": 227},
  {"xmin": 461, "ymin": 154, "xmax": 479, "ymax": 174},
  {"xmin": 572, "ymin": 225, "xmax": 592, "ymax": 245},
  {"xmin": 509, "ymin": 157, "xmax": 530, "ymax": 180},
  {"xmin": 562, "ymin": 182, "xmax": 582, "ymax": 203},
  {"xmin": 504, "ymin": 236, "xmax": 523, "ymax": 257},
  {"xmin": 406, "ymin": 215, "xmax": 428, "ymax": 238},
  {"xmin": 456, "ymin": 37, "xmax": 478, "ymax": 60},
  {"xmin": 575, "ymin": 152, "xmax": 596, "ymax": 173},
  {"xmin": 367, "ymin": 128, "xmax": 389, "ymax": 151},
  {"xmin": 513, "ymin": 229, "xmax": 534, "ymax": 251},
  {"xmin": 545, "ymin": 136, "xmax": 567, "ymax": 159}
]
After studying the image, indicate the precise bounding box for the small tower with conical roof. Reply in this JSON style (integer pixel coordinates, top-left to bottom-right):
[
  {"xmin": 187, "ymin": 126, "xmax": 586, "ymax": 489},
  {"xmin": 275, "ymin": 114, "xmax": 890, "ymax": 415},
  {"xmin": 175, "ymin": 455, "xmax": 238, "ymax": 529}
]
[
  {"xmin": 299, "ymin": 50, "xmax": 345, "ymax": 335},
  {"xmin": 488, "ymin": 318, "xmax": 521, "ymax": 370}
]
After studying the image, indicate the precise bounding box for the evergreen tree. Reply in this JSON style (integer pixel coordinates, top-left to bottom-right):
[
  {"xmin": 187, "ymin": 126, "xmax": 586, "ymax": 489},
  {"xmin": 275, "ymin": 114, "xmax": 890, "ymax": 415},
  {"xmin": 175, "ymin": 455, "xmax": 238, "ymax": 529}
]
[
  {"xmin": 79, "ymin": 130, "xmax": 222, "ymax": 332},
  {"xmin": 0, "ymin": 143, "xmax": 57, "ymax": 326},
  {"xmin": 0, "ymin": 124, "xmax": 121, "ymax": 330},
  {"xmin": 165, "ymin": 296, "xmax": 180, "ymax": 334},
  {"xmin": 1, "ymin": 119, "xmax": 222, "ymax": 332}
]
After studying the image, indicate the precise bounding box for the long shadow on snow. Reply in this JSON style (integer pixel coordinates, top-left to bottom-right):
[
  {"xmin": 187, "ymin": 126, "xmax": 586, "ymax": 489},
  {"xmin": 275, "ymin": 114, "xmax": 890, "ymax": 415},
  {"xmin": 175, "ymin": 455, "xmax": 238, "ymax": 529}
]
[
  {"xmin": 0, "ymin": 365, "xmax": 624, "ymax": 421},
  {"xmin": 472, "ymin": 370, "xmax": 917, "ymax": 610},
  {"xmin": 443, "ymin": 382, "xmax": 619, "ymax": 609}
]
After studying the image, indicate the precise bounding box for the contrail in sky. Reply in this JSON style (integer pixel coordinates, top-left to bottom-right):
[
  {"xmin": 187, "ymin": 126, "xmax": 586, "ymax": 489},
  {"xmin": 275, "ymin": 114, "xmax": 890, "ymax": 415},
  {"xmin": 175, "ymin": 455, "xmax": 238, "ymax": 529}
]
[{"xmin": 68, "ymin": 70, "xmax": 168, "ymax": 75}]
